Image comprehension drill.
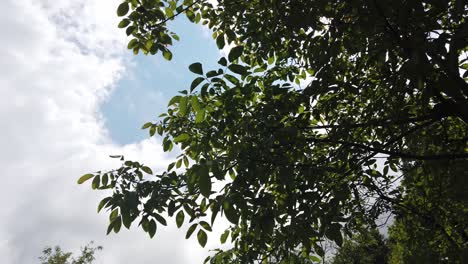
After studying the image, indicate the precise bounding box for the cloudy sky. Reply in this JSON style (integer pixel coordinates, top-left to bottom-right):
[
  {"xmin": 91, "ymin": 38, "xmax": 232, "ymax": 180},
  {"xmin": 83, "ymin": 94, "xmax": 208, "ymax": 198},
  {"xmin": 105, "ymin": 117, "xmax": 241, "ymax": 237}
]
[{"xmin": 0, "ymin": 0, "xmax": 226, "ymax": 263}]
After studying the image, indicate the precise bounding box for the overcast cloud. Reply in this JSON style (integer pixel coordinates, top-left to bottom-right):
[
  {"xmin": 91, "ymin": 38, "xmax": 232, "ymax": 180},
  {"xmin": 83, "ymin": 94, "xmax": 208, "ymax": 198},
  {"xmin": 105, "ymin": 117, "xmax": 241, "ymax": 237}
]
[{"xmin": 0, "ymin": 0, "xmax": 222, "ymax": 263}]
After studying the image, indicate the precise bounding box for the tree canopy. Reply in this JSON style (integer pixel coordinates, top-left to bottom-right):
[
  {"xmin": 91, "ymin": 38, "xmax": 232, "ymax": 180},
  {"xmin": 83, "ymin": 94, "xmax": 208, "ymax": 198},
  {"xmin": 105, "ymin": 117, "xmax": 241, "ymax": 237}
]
[
  {"xmin": 79, "ymin": 0, "xmax": 467, "ymax": 263},
  {"xmin": 329, "ymin": 228, "xmax": 389, "ymax": 264},
  {"xmin": 39, "ymin": 242, "xmax": 102, "ymax": 264}
]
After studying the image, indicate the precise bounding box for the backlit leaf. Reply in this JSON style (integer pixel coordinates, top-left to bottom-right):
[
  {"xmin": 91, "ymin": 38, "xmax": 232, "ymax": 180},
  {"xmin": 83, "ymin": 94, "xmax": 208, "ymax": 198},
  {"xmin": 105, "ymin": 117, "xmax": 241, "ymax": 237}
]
[
  {"xmin": 197, "ymin": 229, "xmax": 208, "ymax": 247},
  {"xmin": 77, "ymin": 174, "xmax": 94, "ymax": 184},
  {"xmin": 176, "ymin": 210, "xmax": 185, "ymax": 228}
]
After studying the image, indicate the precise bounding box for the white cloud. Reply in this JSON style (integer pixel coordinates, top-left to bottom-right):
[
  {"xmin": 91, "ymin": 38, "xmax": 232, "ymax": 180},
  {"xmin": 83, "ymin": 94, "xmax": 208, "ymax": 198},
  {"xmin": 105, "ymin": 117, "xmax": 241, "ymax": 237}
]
[{"xmin": 0, "ymin": 0, "xmax": 220, "ymax": 263}]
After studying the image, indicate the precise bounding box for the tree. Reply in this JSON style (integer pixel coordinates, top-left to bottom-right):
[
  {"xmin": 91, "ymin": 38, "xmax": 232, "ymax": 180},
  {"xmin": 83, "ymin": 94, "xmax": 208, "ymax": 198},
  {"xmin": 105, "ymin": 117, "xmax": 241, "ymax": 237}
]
[
  {"xmin": 39, "ymin": 242, "xmax": 102, "ymax": 264},
  {"xmin": 78, "ymin": 0, "xmax": 467, "ymax": 263},
  {"xmin": 329, "ymin": 228, "xmax": 389, "ymax": 264},
  {"xmin": 384, "ymin": 103, "xmax": 467, "ymax": 263},
  {"xmin": 386, "ymin": 160, "xmax": 467, "ymax": 263}
]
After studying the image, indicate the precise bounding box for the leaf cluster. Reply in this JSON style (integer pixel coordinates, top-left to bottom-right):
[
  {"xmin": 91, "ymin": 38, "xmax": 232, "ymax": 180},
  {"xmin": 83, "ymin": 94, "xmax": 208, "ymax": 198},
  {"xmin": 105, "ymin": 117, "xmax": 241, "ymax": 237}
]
[{"xmin": 80, "ymin": 0, "xmax": 468, "ymax": 262}]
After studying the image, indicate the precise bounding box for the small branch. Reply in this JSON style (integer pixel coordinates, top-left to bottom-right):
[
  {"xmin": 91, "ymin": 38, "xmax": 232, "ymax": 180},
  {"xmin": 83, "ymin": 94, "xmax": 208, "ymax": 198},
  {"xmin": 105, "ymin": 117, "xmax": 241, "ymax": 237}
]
[
  {"xmin": 152, "ymin": 0, "xmax": 204, "ymax": 28},
  {"xmin": 308, "ymin": 137, "xmax": 468, "ymax": 161},
  {"xmin": 301, "ymin": 115, "xmax": 433, "ymax": 130}
]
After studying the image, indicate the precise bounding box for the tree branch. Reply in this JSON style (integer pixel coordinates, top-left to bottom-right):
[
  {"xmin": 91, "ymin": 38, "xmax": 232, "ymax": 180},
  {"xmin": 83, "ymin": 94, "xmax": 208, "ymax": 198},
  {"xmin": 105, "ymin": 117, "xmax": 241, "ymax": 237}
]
[
  {"xmin": 300, "ymin": 115, "xmax": 433, "ymax": 130},
  {"xmin": 308, "ymin": 136, "xmax": 468, "ymax": 160},
  {"xmin": 151, "ymin": 0, "xmax": 204, "ymax": 29}
]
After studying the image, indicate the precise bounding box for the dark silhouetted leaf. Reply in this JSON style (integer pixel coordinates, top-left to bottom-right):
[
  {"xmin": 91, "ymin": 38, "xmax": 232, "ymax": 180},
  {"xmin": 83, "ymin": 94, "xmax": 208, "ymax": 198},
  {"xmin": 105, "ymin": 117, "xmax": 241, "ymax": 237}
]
[
  {"xmin": 189, "ymin": 62, "xmax": 203, "ymax": 75},
  {"xmin": 117, "ymin": 3, "xmax": 129, "ymax": 16},
  {"xmin": 228, "ymin": 46, "xmax": 244, "ymax": 62}
]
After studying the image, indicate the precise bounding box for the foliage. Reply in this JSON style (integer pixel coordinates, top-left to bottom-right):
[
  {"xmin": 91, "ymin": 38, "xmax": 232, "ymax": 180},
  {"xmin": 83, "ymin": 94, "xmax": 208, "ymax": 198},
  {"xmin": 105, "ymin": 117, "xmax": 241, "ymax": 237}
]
[
  {"xmin": 329, "ymin": 228, "xmax": 388, "ymax": 264},
  {"xmin": 39, "ymin": 242, "xmax": 102, "ymax": 264},
  {"xmin": 384, "ymin": 108, "xmax": 467, "ymax": 263},
  {"xmin": 386, "ymin": 161, "xmax": 468, "ymax": 263},
  {"xmin": 79, "ymin": 0, "xmax": 467, "ymax": 263}
]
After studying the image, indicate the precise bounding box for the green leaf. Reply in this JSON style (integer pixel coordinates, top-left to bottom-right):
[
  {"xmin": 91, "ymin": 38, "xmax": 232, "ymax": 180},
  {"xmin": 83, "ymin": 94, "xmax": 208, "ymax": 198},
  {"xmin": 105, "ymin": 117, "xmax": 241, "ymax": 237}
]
[
  {"xmin": 163, "ymin": 50, "xmax": 173, "ymax": 61},
  {"xmin": 190, "ymin": 96, "xmax": 201, "ymax": 112},
  {"xmin": 197, "ymin": 229, "xmax": 208, "ymax": 247},
  {"xmin": 141, "ymin": 166, "xmax": 153, "ymax": 175},
  {"xmin": 149, "ymin": 125, "xmax": 156, "ymax": 137},
  {"xmin": 216, "ymin": 33, "xmax": 225, "ymax": 49},
  {"xmin": 101, "ymin": 173, "xmax": 108, "ymax": 186},
  {"xmin": 125, "ymin": 26, "xmax": 135, "ymax": 36},
  {"xmin": 127, "ymin": 38, "xmax": 138, "ymax": 49},
  {"xmin": 113, "ymin": 216, "xmax": 122, "ymax": 233},
  {"xmin": 106, "ymin": 220, "xmax": 115, "ymax": 235},
  {"xmin": 218, "ymin": 57, "xmax": 227, "ymax": 66},
  {"xmin": 189, "ymin": 62, "xmax": 203, "ymax": 75},
  {"xmin": 225, "ymin": 29, "xmax": 236, "ymax": 43},
  {"xmin": 190, "ymin": 77, "xmax": 205, "ymax": 92},
  {"xmin": 141, "ymin": 122, "xmax": 152, "ymax": 129},
  {"xmin": 117, "ymin": 2, "xmax": 130, "ymax": 16},
  {"xmin": 186, "ymin": 223, "xmax": 197, "ymax": 239},
  {"xmin": 325, "ymin": 223, "xmax": 343, "ymax": 247},
  {"xmin": 211, "ymin": 204, "xmax": 219, "ymax": 225},
  {"xmin": 154, "ymin": 213, "xmax": 167, "ymax": 226},
  {"xmin": 228, "ymin": 46, "xmax": 244, "ymax": 62},
  {"xmin": 223, "ymin": 201, "xmax": 239, "ymax": 224},
  {"xmin": 195, "ymin": 109, "xmax": 206, "ymax": 123},
  {"xmin": 148, "ymin": 219, "xmax": 157, "ymax": 238},
  {"xmin": 199, "ymin": 221, "xmax": 212, "ymax": 231},
  {"xmin": 168, "ymin": 200, "xmax": 176, "ymax": 217},
  {"xmin": 309, "ymin": 255, "xmax": 321, "ymax": 262},
  {"xmin": 228, "ymin": 64, "xmax": 248, "ymax": 75},
  {"xmin": 178, "ymin": 97, "xmax": 188, "ymax": 116},
  {"xmin": 198, "ymin": 165, "xmax": 211, "ymax": 197},
  {"xmin": 163, "ymin": 139, "xmax": 173, "ymax": 152},
  {"xmin": 174, "ymin": 133, "xmax": 190, "ymax": 143},
  {"xmin": 165, "ymin": 7, "xmax": 174, "ymax": 17},
  {"xmin": 141, "ymin": 218, "xmax": 149, "ymax": 232},
  {"xmin": 97, "ymin": 197, "xmax": 111, "ymax": 213},
  {"xmin": 220, "ymin": 230, "xmax": 229, "ymax": 244},
  {"xmin": 91, "ymin": 175, "xmax": 100, "ymax": 190},
  {"xmin": 118, "ymin": 19, "xmax": 130, "ymax": 28},
  {"xmin": 168, "ymin": 95, "xmax": 181, "ymax": 106},
  {"xmin": 109, "ymin": 208, "xmax": 119, "ymax": 220},
  {"xmin": 77, "ymin": 173, "xmax": 94, "ymax": 184},
  {"xmin": 224, "ymin": 74, "xmax": 239, "ymax": 85},
  {"xmin": 176, "ymin": 210, "xmax": 185, "ymax": 228},
  {"xmin": 170, "ymin": 32, "xmax": 180, "ymax": 41},
  {"xmin": 268, "ymin": 55, "xmax": 275, "ymax": 65},
  {"xmin": 122, "ymin": 211, "xmax": 132, "ymax": 229},
  {"xmin": 206, "ymin": 70, "xmax": 221, "ymax": 78}
]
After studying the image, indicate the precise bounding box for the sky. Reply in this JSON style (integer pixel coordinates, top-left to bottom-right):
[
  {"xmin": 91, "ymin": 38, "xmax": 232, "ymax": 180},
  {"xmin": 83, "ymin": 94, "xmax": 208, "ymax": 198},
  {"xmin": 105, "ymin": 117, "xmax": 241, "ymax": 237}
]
[{"xmin": 0, "ymin": 0, "xmax": 227, "ymax": 263}]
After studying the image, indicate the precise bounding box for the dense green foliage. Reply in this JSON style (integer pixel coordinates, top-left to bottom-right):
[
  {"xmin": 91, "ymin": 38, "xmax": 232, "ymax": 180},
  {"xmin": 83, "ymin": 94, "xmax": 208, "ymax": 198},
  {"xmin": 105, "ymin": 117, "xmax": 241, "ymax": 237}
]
[
  {"xmin": 386, "ymin": 161, "xmax": 467, "ymax": 263},
  {"xmin": 79, "ymin": 0, "xmax": 467, "ymax": 263},
  {"xmin": 330, "ymin": 228, "xmax": 388, "ymax": 264},
  {"xmin": 331, "ymin": 221, "xmax": 467, "ymax": 264},
  {"xmin": 39, "ymin": 242, "xmax": 102, "ymax": 264}
]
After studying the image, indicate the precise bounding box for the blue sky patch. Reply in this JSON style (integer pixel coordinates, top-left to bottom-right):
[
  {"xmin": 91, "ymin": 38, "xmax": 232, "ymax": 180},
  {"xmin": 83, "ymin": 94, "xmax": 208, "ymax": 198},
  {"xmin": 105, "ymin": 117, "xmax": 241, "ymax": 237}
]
[{"xmin": 101, "ymin": 19, "xmax": 220, "ymax": 145}]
